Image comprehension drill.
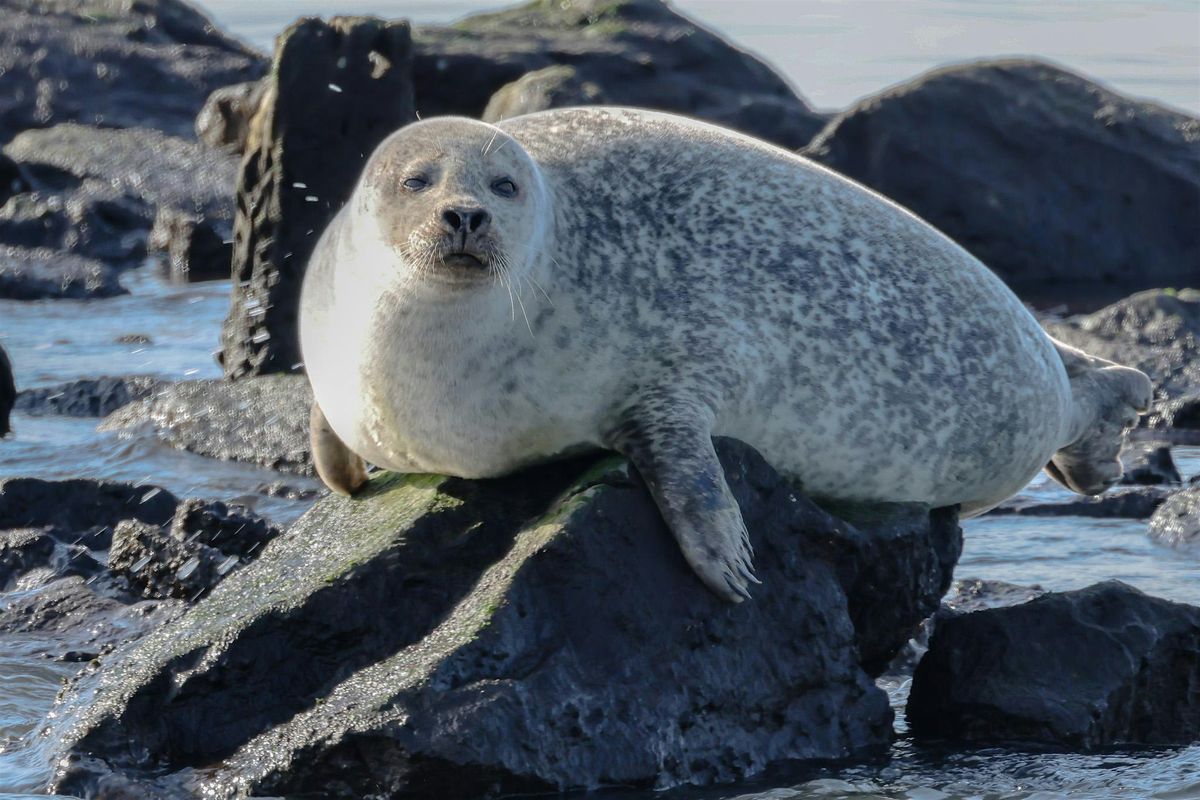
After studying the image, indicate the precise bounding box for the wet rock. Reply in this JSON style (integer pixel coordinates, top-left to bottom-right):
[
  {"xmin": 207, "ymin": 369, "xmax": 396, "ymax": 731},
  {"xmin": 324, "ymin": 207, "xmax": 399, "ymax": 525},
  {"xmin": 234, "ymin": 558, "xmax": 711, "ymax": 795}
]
[
  {"xmin": 49, "ymin": 440, "xmax": 960, "ymax": 797},
  {"xmin": 0, "ymin": 0, "xmax": 265, "ymax": 142},
  {"xmin": 115, "ymin": 333, "xmax": 153, "ymax": 345},
  {"xmin": 148, "ymin": 208, "xmax": 231, "ymax": 282},
  {"xmin": 908, "ymin": 581, "xmax": 1200, "ymax": 747},
  {"xmin": 415, "ymin": 0, "xmax": 826, "ymax": 149},
  {"xmin": 219, "ymin": 17, "xmax": 416, "ymax": 379},
  {"xmin": 1119, "ymin": 440, "xmax": 1182, "ymax": 485},
  {"xmin": 482, "ymin": 65, "xmax": 606, "ymax": 122},
  {"xmin": 1, "ymin": 124, "xmax": 240, "ymax": 268},
  {"xmin": 15, "ymin": 376, "xmax": 160, "ymax": 417},
  {"xmin": 1148, "ymin": 487, "xmax": 1200, "ymax": 549},
  {"xmin": 0, "ymin": 477, "xmax": 178, "ymax": 539},
  {"xmin": 195, "ymin": 80, "xmax": 267, "ymax": 154},
  {"xmin": 255, "ymin": 481, "xmax": 323, "ymax": 502},
  {"xmin": 1044, "ymin": 289, "xmax": 1200, "ymax": 423},
  {"xmin": 100, "ymin": 375, "xmax": 313, "ymax": 474},
  {"xmin": 1146, "ymin": 394, "xmax": 1200, "ymax": 435},
  {"xmin": 0, "ymin": 245, "xmax": 126, "ymax": 300},
  {"xmin": 0, "ymin": 343, "xmax": 13, "ymax": 436},
  {"xmin": 0, "ymin": 151, "xmax": 30, "ymax": 206},
  {"xmin": 987, "ymin": 486, "xmax": 1172, "ymax": 519},
  {"xmin": 803, "ymin": 60, "xmax": 1200, "ymax": 291}
]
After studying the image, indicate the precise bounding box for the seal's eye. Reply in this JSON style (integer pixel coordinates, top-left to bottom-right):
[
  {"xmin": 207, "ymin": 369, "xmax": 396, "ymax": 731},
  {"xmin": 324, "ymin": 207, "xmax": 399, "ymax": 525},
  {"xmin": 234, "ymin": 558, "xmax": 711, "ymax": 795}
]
[
  {"xmin": 403, "ymin": 177, "xmax": 429, "ymax": 192},
  {"xmin": 491, "ymin": 178, "xmax": 518, "ymax": 198}
]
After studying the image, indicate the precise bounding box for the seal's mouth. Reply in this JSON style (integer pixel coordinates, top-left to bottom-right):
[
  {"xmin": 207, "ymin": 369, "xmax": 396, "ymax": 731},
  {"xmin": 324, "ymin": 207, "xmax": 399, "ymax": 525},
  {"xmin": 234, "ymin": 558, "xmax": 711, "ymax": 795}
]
[{"xmin": 439, "ymin": 251, "xmax": 488, "ymax": 270}]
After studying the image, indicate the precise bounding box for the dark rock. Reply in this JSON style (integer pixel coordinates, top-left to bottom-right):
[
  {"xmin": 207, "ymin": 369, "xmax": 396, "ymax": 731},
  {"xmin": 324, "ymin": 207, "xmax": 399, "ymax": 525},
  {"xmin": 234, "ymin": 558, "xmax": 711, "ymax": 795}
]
[
  {"xmin": 100, "ymin": 375, "xmax": 313, "ymax": 474},
  {"xmin": 115, "ymin": 334, "xmax": 153, "ymax": 345},
  {"xmin": 1, "ymin": 124, "xmax": 239, "ymax": 268},
  {"xmin": 0, "ymin": 245, "xmax": 126, "ymax": 300},
  {"xmin": 987, "ymin": 485, "xmax": 1173, "ymax": 519},
  {"xmin": 803, "ymin": 60, "xmax": 1200, "ymax": 290},
  {"xmin": 0, "ymin": 477, "xmax": 178, "ymax": 539},
  {"xmin": 1045, "ymin": 289, "xmax": 1200, "ymax": 421},
  {"xmin": 255, "ymin": 481, "xmax": 323, "ymax": 502},
  {"xmin": 908, "ymin": 581, "xmax": 1200, "ymax": 747},
  {"xmin": 0, "ymin": 575, "xmax": 169, "ymax": 640},
  {"xmin": 195, "ymin": 80, "xmax": 267, "ymax": 154},
  {"xmin": 1146, "ymin": 394, "xmax": 1200, "ymax": 434},
  {"xmin": 149, "ymin": 208, "xmax": 231, "ymax": 282},
  {"xmin": 416, "ymin": 0, "xmax": 826, "ymax": 149},
  {"xmin": 0, "ymin": 151, "xmax": 30, "ymax": 206},
  {"xmin": 482, "ymin": 65, "xmax": 607, "ymax": 122},
  {"xmin": 1119, "ymin": 440, "xmax": 1182, "ymax": 485},
  {"xmin": 0, "ymin": 0, "xmax": 265, "ymax": 143},
  {"xmin": 15, "ymin": 376, "xmax": 160, "ymax": 417},
  {"xmin": 0, "ymin": 343, "xmax": 13, "ymax": 436},
  {"xmin": 1148, "ymin": 487, "xmax": 1200, "ymax": 549},
  {"xmin": 0, "ymin": 527, "xmax": 58, "ymax": 590},
  {"xmin": 48, "ymin": 440, "xmax": 960, "ymax": 797},
  {"xmin": 219, "ymin": 17, "xmax": 416, "ymax": 379}
]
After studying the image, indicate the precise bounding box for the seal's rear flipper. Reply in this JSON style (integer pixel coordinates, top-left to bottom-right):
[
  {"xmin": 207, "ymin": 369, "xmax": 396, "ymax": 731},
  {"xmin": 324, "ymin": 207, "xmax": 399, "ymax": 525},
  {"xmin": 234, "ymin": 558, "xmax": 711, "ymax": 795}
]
[
  {"xmin": 1045, "ymin": 339, "xmax": 1153, "ymax": 495},
  {"xmin": 310, "ymin": 401, "xmax": 369, "ymax": 496}
]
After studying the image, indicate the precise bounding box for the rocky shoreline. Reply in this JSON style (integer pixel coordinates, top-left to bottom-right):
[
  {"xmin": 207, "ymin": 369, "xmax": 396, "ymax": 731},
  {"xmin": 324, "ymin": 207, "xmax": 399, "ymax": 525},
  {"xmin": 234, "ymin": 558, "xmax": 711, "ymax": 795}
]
[{"xmin": 1, "ymin": 0, "xmax": 1198, "ymax": 797}]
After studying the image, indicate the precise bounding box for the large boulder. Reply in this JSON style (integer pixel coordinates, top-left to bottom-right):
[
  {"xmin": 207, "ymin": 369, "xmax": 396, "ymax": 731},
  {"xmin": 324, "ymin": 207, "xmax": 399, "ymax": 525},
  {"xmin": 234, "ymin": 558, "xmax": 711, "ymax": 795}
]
[
  {"xmin": 803, "ymin": 60, "xmax": 1200, "ymax": 291},
  {"xmin": 48, "ymin": 440, "xmax": 961, "ymax": 797},
  {"xmin": 1149, "ymin": 487, "xmax": 1200, "ymax": 549},
  {"xmin": 219, "ymin": 17, "xmax": 416, "ymax": 379},
  {"xmin": 99, "ymin": 375, "xmax": 312, "ymax": 474},
  {"xmin": 416, "ymin": 0, "xmax": 826, "ymax": 149},
  {"xmin": 907, "ymin": 581, "xmax": 1200, "ymax": 747},
  {"xmin": 0, "ymin": 0, "xmax": 265, "ymax": 143},
  {"xmin": 0, "ymin": 124, "xmax": 240, "ymax": 269}
]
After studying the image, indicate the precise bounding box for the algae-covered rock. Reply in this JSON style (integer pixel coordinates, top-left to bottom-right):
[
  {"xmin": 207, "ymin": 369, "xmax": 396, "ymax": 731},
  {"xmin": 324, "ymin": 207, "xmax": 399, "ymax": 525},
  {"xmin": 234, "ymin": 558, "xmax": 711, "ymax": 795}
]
[{"xmin": 49, "ymin": 439, "xmax": 960, "ymax": 797}]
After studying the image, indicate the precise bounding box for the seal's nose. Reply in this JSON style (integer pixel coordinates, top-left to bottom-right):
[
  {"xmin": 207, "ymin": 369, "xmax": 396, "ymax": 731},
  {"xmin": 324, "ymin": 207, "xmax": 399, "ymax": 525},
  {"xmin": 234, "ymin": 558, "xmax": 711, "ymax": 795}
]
[{"xmin": 441, "ymin": 207, "xmax": 490, "ymax": 235}]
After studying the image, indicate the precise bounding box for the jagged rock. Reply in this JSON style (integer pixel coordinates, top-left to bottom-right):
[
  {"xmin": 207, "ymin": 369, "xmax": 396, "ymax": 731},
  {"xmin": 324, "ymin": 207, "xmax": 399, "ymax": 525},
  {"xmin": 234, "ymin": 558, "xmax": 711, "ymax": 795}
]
[
  {"xmin": 100, "ymin": 375, "xmax": 313, "ymax": 474},
  {"xmin": 1148, "ymin": 487, "xmax": 1200, "ymax": 548},
  {"xmin": 0, "ymin": 342, "xmax": 13, "ymax": 436},
  {"xmin": 803, "ymin": 60, "xmax": 1200, "ymax": 290},
  {"xmin": 0, "ymin": 0, "xmax": 265, "ymax": 142},
  {"xmin": 1119, "ymin": 440, "xmax": 1182, "ymax": 485},
  {"xmin": 219, "ymin": 17, "xmax": 416, "ymax": 379},
  {"xmin": 987, "ymin": 486, "xmax": 1172, "ymax": 519},
  {"xmin": 48, "ymin": 440, "xmax": 961, "ymax": 797},
  {"xmin": 908, "ymin": 581, "xmax": 1200, "ymax": 747},
  {"xmin": 1044, "ymin": 290, "xmax": 1200, "ymax": 424},
  {"xmin": 195, "ymin": 80, "xmax": 268, "ymax": 153},
  {"xmin": 415, "ymin": 0, "xmax": 827, "ymax": 149},
  {"xmin": 483, "ymin": 65, "xmax": 607, "ymax": 122},
  {"xmin": 149, "ymin": 208, "xmax": 231, "ymax": 282},
  {"xmin": 0, "ymin": 124, "xmax": 239, "ymax": 268},
  {"xmin": 15, "ymin": 376, "xmax": 160, "ymax": 417},
  {"xmin": 0, "ymin": 245, "xmax": 126, "ymax": 300}
]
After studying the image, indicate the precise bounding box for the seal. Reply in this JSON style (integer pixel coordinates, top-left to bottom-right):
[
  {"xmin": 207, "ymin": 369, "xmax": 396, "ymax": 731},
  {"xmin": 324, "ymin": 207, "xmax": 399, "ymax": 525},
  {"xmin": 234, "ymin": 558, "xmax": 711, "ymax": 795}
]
[{"xmin": 299, "ymin": 107, "xmax": 1151, "ymax": 602}]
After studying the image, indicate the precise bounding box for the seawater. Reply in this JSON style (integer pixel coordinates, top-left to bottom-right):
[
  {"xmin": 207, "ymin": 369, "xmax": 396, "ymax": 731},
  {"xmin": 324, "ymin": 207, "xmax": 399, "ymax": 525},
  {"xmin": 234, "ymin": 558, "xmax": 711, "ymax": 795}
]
[{"xmin": 1, "ymin": 1, "xmax": 1199, "ymax": 796}]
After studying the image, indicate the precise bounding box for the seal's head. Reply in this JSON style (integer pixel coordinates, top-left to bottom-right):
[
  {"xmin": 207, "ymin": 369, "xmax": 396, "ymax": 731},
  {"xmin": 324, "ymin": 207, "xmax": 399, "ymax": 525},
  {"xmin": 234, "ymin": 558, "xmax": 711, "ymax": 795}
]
[{"xmin": 355, "ymin": 117, "xmax": 549, "ymax": 288}]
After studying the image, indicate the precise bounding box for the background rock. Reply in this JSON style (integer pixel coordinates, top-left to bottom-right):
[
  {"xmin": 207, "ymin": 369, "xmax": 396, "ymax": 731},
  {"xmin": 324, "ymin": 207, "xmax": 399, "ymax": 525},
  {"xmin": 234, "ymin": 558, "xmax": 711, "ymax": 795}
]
[
  {"xmin": 99, "ymin": 375, "xmax": 312, "ymax": 474},
  {"xmin": 0, "ymin": 151, "xmax": 30, "ymax": 206},
  {"xmin": 148, "ymin": 208, "xmax": 232, "ymax": 282},
  {"xmin": 908, "ymin": 581, "xmax": 1200, "ymax": 748},
  {"xmin": 0, "ymin": 343, "xmax": 13, "ymax": 436},
  {"xmin": 1148, "ymin": 487, "xmax": 1200, "ymax": 549},
  {"xmin": 15, "ymin": 376, "xmax": 160, "ymax": 418},
  {"xmin": 195, "ymin": 80, "xmax": 268, "ymax": 154},
  {"xmin": 483, "ymin": 64, "xmax": 607, "ymax": 122},
  {"xmin": 986, "ymin": 486, "xmax": 1172, "ymax": 519},
  {"xmin": 219, "ymin": 16, "xmax": 416, "ymax": 379},
  {"xmin": 415, "ymin": 0, "xmax": 827, "ymax": 149},
  {"xmin": 1119, "ymin": 440, "xmax": 1181, "ymax": 485},
  {"xmin": 804, "ymin": 60, "xmax": 1200, "ymax": 292},
  {"xmin": 0, "ymin": 0, "xmax": 265, "ymax": 143},
  {"xmin": 0, "ymin": 245, "xmax": 126, "ymax": 300},
  {"xmin": 49, "ymin": 440, "xmax": 960, "ymax": 797}
]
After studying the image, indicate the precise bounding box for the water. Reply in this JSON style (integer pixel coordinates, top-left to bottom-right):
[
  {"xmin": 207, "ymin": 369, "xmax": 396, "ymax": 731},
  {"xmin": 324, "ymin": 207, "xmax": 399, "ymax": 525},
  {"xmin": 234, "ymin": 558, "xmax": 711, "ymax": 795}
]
[
  {"xmin": 193, "ymin": 0, "xmax": 1200, "ymax": 115},
  {"xmin": 2, "ymin": 1, "xmax": 1199, "ymax": 796}
]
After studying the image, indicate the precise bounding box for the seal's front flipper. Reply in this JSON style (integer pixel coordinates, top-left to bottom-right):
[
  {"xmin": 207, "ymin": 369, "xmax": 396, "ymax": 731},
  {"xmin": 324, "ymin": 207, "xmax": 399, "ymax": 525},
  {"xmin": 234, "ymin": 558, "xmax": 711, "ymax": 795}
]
[
  {"xmin": 1046, "ymin": 338, "xmax": 1153, "ymax": 495},
  {"xmin": 606, "ymin": 404, "xmax": 760, "ymax": 603},
  {"xmin": 310, "ymin": 401, "xmax": 369, "ymax": 496}
]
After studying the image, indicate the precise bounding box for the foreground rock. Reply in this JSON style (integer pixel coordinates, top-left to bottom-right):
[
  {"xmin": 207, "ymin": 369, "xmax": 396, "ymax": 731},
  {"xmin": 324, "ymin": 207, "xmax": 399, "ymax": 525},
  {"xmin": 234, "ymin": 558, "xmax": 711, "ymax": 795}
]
[
  {"xmin": 49, "ymin": 440, "xmax": 961, "ymax": 797},
  {"xmin": 100, "ymin": 375, "xmax": 312, "ymax": 474},
  {"xmin": 1149, "ymin": 487, "xmax": 1200, "ymax": 549},
  {"xmin": 416, "ymin": 0, "xmax": 826, "ymax": 150},
  {"xmin": 219, "ymin": 17, "xmax": 416, "ymax": 378},
  {"xmin": 804, "ymin": 60, "xmax": 1200, "ymax": 291},
  {"xmin": 908, "ymin": 581, "xmax": 1200, "ymax": 747},
  {"xmin": 1045, "ymin": 289, "xmax": 1200, "ymax": 426},
  {"xmin": 0, "ymin": 246, "xmax": 125, "ymax": 300},
  {"xmin": 1, "ymin": 124, "xmax": 239, "ymax": 271},
  {"xmin": 0, "ymin": 0, "xmax": 265, "ymax": 142},
  {"xmin": 15, "ymin": 376, "xmax": 160, "ymax": 418}
]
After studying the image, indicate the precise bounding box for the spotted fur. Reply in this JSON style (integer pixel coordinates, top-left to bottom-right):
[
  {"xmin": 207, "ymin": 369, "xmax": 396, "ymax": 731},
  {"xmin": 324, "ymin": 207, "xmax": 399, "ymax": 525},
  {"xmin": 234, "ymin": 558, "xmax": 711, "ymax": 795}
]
[{"xmin": 300, "ymin": 108, "xmax": 1150, "ymax": 602}]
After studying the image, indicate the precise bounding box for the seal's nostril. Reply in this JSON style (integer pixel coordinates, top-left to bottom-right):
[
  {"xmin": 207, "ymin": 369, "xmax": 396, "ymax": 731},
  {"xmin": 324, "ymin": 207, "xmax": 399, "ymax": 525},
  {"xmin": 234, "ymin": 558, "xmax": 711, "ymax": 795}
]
[
  {"xmin": 442, "ymin": 209, "xmax": 462, "ymax": 231},
  {"xmin": 468, "ymin": 210, "xmax": 490, "ymax": 233}
]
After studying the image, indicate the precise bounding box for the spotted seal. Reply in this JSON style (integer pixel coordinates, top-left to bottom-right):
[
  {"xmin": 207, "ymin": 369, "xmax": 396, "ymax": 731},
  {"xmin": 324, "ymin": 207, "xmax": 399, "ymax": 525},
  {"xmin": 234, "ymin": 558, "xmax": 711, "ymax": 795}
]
[{"xmin": 299, "ymin": 107, "xmax": 1151, "ymax": 602}]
